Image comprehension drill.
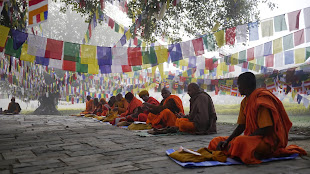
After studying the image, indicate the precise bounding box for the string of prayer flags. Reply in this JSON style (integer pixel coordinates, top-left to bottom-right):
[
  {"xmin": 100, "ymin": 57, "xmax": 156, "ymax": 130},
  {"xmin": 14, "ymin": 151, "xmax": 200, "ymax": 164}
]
[
  {"xmin": 236, "ymin": 24, "xmax": 247, "ymax": 43},
  {"xmin": 63, "ymin": 42, "xmax": 80, "ymax": 62},
  {"xmin": 80, "ymin": 45, "xmax": 96, "ymax": 64},
  {"xmin": 45, "ymin": 39, "xmax": 63, "ymax": 60},
  {"xmin": 27, "ymin": 34, "xmax": 47, "ymax": 57},
  {"xmin": 155, "ymin": 45, "xmax": 169, "ymax": 64},
  {"xmin": 274, "ymin": 14, "xmax": 288, "ymax": 32},
  {"xmin": 283, "ymin": 34, "xmax": 294, "ymax": 51},
  {"xmin": 214, "ymin": 30, "xmax": 225, "ymax": 48},
  {"xmin": 168, "ymin": 43, "xmax": 182, "ymax": 62},
  {"xmin": 97, "ymin": 46, "xmax": 112, "ymax": 65},
  {"xmin": 288, "ymin": 10, "xmax": 301, "ymax": 31},
  {"xmin": 20, "ymin": 44, "xmax": 35, "ymax": 63},
  {"xmin": 11, "ymin": 29, "xmax": 28, "ymax": 50},
  {"xmin": 192, "ymin": 38, "xmax": 204, "ymax": 56},
  {"xmin": 28, "ymin": 0, "xmax": 48, "ymax": 27},
  {"xmin": 5, "ymin": 38, "xmax": 21, "ymax": 58}
]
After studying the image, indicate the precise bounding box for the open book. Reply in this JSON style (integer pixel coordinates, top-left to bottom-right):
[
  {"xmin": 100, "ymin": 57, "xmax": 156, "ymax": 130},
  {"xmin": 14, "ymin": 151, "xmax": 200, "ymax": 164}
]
[{"xmin": 178, "ymin": 146, "xmax": 201, "ymax": 156}]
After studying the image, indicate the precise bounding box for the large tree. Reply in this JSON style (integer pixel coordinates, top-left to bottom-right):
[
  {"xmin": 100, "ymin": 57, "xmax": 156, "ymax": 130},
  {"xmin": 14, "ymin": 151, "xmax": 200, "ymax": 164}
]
[{"xmin": 55, "ymin": 0, "xmax": 276, "ymax": 42}]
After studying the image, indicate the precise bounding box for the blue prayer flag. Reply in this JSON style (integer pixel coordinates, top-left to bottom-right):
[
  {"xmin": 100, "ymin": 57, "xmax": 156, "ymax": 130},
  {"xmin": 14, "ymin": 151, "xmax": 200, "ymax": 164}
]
[
  {"xmin": 285, "ymin": 50, "xmax": 294, "ymax": 65},
  {"xmin": 264, "ymin": 41, "xmax": 272, "ymax": 56},
  {"xmin": 248, "ymin": 22, "xmax": 259, "ymax": 41}
]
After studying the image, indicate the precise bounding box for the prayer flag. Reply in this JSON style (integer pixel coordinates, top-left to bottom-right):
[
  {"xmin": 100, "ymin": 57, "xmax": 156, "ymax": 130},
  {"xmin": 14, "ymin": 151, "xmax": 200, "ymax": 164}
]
[
  {"xmin": 273, "ymin": 37, "xmax": 283, "ymax": 54},
  {"xmin": 284, "ymin": 50, "xmax": 294, "ymax": 65},
  {"xmin": 238, "ymin": 50, "xmax": 246, "ymax": 63},
  {"xmin": 108, "ymin": 17, "xmax": 114, "ymax": 29},
  {"xmin": 264, "ymin": 41, "xmax": 272, "ymax": 56},
  {"xmin": 188, "ymin": 56, "xmax": 196, "ymax": 68},
  {"xmin": 294, "ymin": 29, "xmax": 304, "ymax": 46},
  {"xmin": 254, "ymin": 44, "xmax": 264, "ymax": 58},
  {"xmin": 214, "ymin": 30, "xmax": 225, "ymax": 47},
  {"xmin": 202, "ymin": 35, "xmax": 215, "ymax": 51},
  {"xmin": 205, "ymin": 58, "xmax": 214, "ymax": 70},
  {"xmin": 274, "ymin": 52, "xmax": 284, "ymax": 68},
  {"xmin": 111, "ymin": 65, "xmax": 123, "ymax": 73},
  {"xmin": 125, "ymin": 30, "xmax": 132, "ymax": 40},
  {"xmin": 127, "ymin": 47, "xmax": 142, "ymax": 66},
  {"xmin": 192, "ymin": 38, "xmax": 204, "ymax": 56},
  {"xmin": 5, "ymin": 38, "xmax": 21, "ymax": 58},
  {"xmin": 64, "ymin": 42, "xmax": 79, "ymax": 62},
  {"xmin": 100, "ymin": 65, "xmax": 112, "ymax": 74},
  {"xmin": 35, "ymin": 56, "xmax": 49, "ymax": 66},
  {"xmin": 306, "ymin": 28, "xmax": 310, "ymax": 43},
  {"xmin": 80, "ymin": 44, "xmax": 97, "ymax": 64},
  {"xmin": 307, "ymin": 47, "xmax": 310, "ymax": 60},
  {"xmin": 142, "ymin": 47, "xmax": 157, "ymax": 64},
  {"xmin": 49, "ymin": 56, "xmax": 63, "ymax": 69},
  {"xmin": 122, "ymin": 65, "xmax": 132, "ymax": 72},
  {"xmin": 248, "ymin": 22, "xmax": 259, "ymax": 41},
  {"xmin": 97, "ymin": 46, "xmax": 112, "ymax": 65},
  {"xmin": 28, "ymin": 0, "xmax": 48, "ymax": 27},
  {"xmin": 283, "ymin": 34, "xmax": 294, "ymax": 51},
  {"xmin": 294, "ymin": 48, "xmax": 305, "ymax": 64},
  {"xmin": 0, "ymin": 25, "xmax": 9, "ymax": 49},
  {"xmin": 88, "ymin": 63, "xmax": 99, "ymax": 74},
  {"xmin": 27, "ymin": 34, "xmax": 47, "ymax": 57},
  {"xmin": 265, "ymin": 54, "xmax": 274, "ymax": 67},
  {"xmin": 155, "ymin": 45, "xmax": 169, "ymax": 64},
  {"xmin": 247, "ymin": 47, "xmax": 254, "ymax": 61},
  {"xmin": 20, "ymin": 44, "xmax": 35, "ymax": 62},
  {"xmin": 120, "ymin": 35, "xmax": 126, "ymax": 46},
  {"xmin": 11, "ymin": 29, "xmax": 28, "ymax": 50},
  {"xmin": 274, "ymin": 14, "xmax": 287, "ymax": 32},
  {"xmin": 180, "ymin": 40, "xmax": 195, "ymax": 58},
  {"xmin": 231, "ymin": 53, "xmax": 238, "ymax": 65},
  {"xmin": 45, "ymin": 38, "xmax": 63, "ymax": 60},
  {"xmin": 225, "ymin": 27, "xmax": 236, "ymax": 45},
  {"xmin": 112, "ymin": 47, "xmax": 128, "ymax": 65},
  {"xmin": 261, "ymin": 19, "xmax": 274, "ymax": 37},
  {"xmin": 168, "ymin": 43, "xmax": 182, "ymax": 62},
  {"xmin": 288, "ymin": 10, "xmax": 301, "ymax": 31},
  {"xmin": 63, "ymin": 60, "xmax": 76, "ymax": 72},
  {"xmin": 236, "ymin": 24, "xmax": 247, "ymax": 43},
  {"xmin": 256, "ymin": 57, "xmax": 264, "ymax": 66},
  {"xmin": 304, "ymin": 7, "xmax": 310, "ymax": 28}
]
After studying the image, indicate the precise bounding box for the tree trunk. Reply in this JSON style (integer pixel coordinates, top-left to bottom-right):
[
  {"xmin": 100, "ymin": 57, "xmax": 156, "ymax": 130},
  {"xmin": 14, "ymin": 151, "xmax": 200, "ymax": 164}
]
[{"xmin": 33, "ymin": 92, "xmax": 61, "ymax": 115}]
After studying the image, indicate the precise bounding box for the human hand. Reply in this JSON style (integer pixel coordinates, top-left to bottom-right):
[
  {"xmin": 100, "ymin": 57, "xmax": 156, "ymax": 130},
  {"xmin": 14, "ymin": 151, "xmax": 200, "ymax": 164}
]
[{"xmin": 216, "ymin": 141, "xmax": 228, "ymax": 151}]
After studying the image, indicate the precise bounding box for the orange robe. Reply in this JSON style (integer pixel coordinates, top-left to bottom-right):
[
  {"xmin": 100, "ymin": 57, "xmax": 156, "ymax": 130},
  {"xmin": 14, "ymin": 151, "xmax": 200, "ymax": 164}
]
[
  {"xmin": 120, "ymin": 97, "xmax": 143, "ymax": 117},
  {"xmin": 208, "ymin": 88, "xmax": 306, "ymax": 164},
  {"xmin": 175, "ymin": 118, "xmax": 195, "ymax": 133},
  {"xmin": 80, "ymin": 99, "xmax": 94, "ymax": 114},
  {"xmin": 146, "ymin": 95, "xmax": 184, "ymax": 129},
  {"xmin": 138, "ymin": 97, "xmax": 160, "ymax": 122},
  {"xmin": 115, "ymin": 98, "xmax": 129, "ymax": 114}
]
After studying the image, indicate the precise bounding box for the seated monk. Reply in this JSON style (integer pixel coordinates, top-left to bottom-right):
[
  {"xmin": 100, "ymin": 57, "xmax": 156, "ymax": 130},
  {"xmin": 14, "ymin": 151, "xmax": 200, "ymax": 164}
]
[
  {"xmin": 208, "ymin": 72, "xmax": 307, "ymax": 164},
  {"xmin": 145, "ymin": 87, "xmax": 184, "ymax": 129},
  {"xmin": 175, "ymin": 83, "xmax": 217, "ymax": 134},
  {"xmin": 112, "ymin": 93, "xmax": 129, "ymax": 115},
  {"xmin": 137, "ymin": 90, "xmax": 160, "ymax": 122},
  {"xmin": 92, "ymin": 98, "xmax": 102, "ymax": 115},
  {"xmin": 80, "ymin": 95, "xmax": 94, "ymax": 115},
  {"xmin": 4, "ymin": 97, "xmax": 21, "ymax": 114},
  {"xmin": 98, "ymin": 98, "xmax": 109, "ymax": 116},
  {"xmin": 115, "ymin": 92, "xmax": 143, "ymax": 126}
]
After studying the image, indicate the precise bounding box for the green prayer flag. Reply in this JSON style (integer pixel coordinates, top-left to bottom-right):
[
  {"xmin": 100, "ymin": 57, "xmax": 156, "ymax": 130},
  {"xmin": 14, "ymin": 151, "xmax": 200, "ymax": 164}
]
[
  {"xmin": 142, "ymin": 47, "xmax": 157, "ymax": 64},
  {"xmin": 76, "ymin": 57, "xmax": 88, "ymax": 73},
  {"xmin": 283, "ymin": 34, "xmax": 294, "ymax": 51},
  {"xmin": 132, "ymin": 66, "xmax": 142, "ymax": 71},
  {"xmin": 5, "ymin": 38, "xmax": 21, "ymax": 58},
  {"xmin": 256, "ymin": 57, "xmax": 265, "ymax": 66},
  {"xmin": 114, "ymin": 23, "xmax": 119, "ymax": 32},
  {"xmin": 274, "ymin": 14, "xmax": 287, "ymax": 32},
  {"xmin": 203, "ymin": 35, "xmax": 215, "ymax": 51},
  {"xmin": 306, "ymin": 47, "xmax": 310, "ymax": 60},
  {"xmin": 238, "ymin": 50, "xmax": 246, "ymax": 63},
  {"xmin": 64, "ymin": 42, "xmax": 80, "ymax": 62}
]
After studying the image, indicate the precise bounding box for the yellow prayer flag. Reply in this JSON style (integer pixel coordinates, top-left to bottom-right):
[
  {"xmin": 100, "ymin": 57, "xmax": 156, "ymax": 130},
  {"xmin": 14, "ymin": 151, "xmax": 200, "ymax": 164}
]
[
  {"xmin": 182, "ymin": 71, "xmax": 188, "ymax": 77},
  {"xmin": 0, "ymin": 25, "xmax": 10, "ymax": 47},
  {"xmin": 142, "ymin": 64, "xmax": 151, "ymax": 69},
  {"xmin": 191, "ymin": 78, "xmax": 197, "ymax": 83},
  {"xmin": 231, "ymin": 53, "xmax": 238, "ymax": 65},
  {"xmin": 294, "ymin": 48, "xmax": 305, "ymax": 64},
  {"xmin": 158, "ymin": 63, "xmax": 165, "ymax": 79},
  {"xmin": 113, "ymin": 90, "xmax": 117, "ymax": 96},
  {"xmin": 155, "ymin": 46, "xmax": 169, "ymax": 64},
  {"xmin": 80, "ymin": 45, "xmax": 97, "ymax": 64},
  {"xmin": 226, "ymin": 80, "xmax": 233, "ymax": 86},
  {"xmin": 96, "ymin": 9, "xmax": 99, "ymax": 19},
  {"xmin": 88, "ymin": 64, "xmax": 99, "ymax": 74},
  {"xmin": 212, "ymin": 21, "xmax": 220, "ymax": 32},
  {"xmin": 179, "ymin": 59, "xmax": 188, "ymax": 66},
  {"xmin": 125, "ymin": 30, "xmax": 132, "ymax": 40},
  {"xmin": 127, "ymin": 72, "xmax": 134, "ymax": 78},
  {"xmin": 119, "ymin": 25, "xmax": 124, "ymax": 33},
  {"xmin": 214, "ymin": 30, "xmax": 224, "ymax": 47},
  {"xmin": 20, "ymin": 44, "xmax": 35, "ymax": 62},
  {"xmin": 152, "ymin": 66, "xmax": 157, "ymax": 77},
  {"xmin": 216, "ymin": 65, "xmax": 223, "ymax": 77},
  {"xmin": 204, "ymin": 70, "xmax": 209, "ymax": 74},
  {"xmin": 66, "ymin": 96, "xmax": 69, "ymax": 102},
  {"xmin": 292, "ymin": 90, "xmax": 297, "ymax": 100},
  {"xmin": 273, "ymin": 38, "xmax": 283, "ymax": 54}
]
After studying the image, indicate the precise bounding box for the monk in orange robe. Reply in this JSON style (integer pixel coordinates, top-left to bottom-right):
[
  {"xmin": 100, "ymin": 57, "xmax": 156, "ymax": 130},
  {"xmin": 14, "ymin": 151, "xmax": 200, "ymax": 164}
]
[
  {"xmin": 113, "ymin": 93, "xmax": 129, "ymax": 115},
  {"xmin": 175, "ymin": 83, "xmax": 217, "ymax": 134},
  {"xmin": 115, "ymin": 92, "xmax": 143, "ymax": 125},
  {"xmin": 145, "ymin": 87, "xmax": 184, "ymax": 129},
  {"xmin": 80, "ymin": 95, "xmax": 94, "ymax": 115},
  {"xmin": 137, "ymin": 90, "xmax": 160, "ymax": 122},
  {"xmin": 208, "ymin": 72, "xmax": 306, "ymax": 164},
  {"xmin": 98, "ymin": 98, "xmax": 109, "ymax": 116}
]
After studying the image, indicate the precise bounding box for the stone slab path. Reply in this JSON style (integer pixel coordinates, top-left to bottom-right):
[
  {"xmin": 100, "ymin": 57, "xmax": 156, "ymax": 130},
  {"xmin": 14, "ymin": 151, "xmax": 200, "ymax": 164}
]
[{"xmin": 0, "ymin": 115, "xmax": 309, "ymax": 174}]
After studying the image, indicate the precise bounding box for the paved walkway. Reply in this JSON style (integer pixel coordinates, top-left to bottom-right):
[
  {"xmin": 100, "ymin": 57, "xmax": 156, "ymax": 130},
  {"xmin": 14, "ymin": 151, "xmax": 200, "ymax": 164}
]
[{"xmin": 0, "ymin": 115, "xmax": 309, "ymax": 174}]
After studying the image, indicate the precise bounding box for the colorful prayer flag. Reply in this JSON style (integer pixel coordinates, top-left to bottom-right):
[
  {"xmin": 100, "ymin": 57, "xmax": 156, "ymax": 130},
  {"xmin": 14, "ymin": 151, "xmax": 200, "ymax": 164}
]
[
  {"xmin": 261, "ymin": 19, "xmax": 274, "ymax": 37},
  {"xmin": 192, "ymin": 38, "xmax": 204, "ymax": 56},
  {"xmin": 236, "ymin": 24, "xmax": 247, "ymax": 43},
  {"xmin": 284, "ymin": 50, "xmax": 294, "ymax": 65},
  {"xmin": 28, "ymin": 0, "xmax": 48, "ymax": 27},
  {"xmin": 20, "ymin": 44, "xmax": 35, "ymax": 62},
  {"xmin": 247, "ymin": 47, "xmax": 254, "ymax": 61},
  {"xmin": 304, "ymin": 7, "xmax": 310, "ymax": 28},
  {"xmin": 0, "ymin": 25, "xmax": 9, "ymax": 49},
  {"xmin": 274, "ymin": 52, "xmax": 284, "ymax": 67},
  {"xmin": 254, "ymin": 44, "xmax": 264, "ymax": 58},
  {"xmin": 274, "ymin": 14, "xmax": 287, "ymax": 32},
  {"xmin": 288, "ymin": 10, "xmax": 301, "ymax": 31},
  {"xmin": 294, "ymin": 48, "xmax": 305, "ymax": 64},
  {"xmin": 248, "ymin": 22, "xmax": 259, "ymax": 41},
  {"xmin": 225, "ymin": 27, "xmax": 236, "ymax": 45},
  {"xmin": 265, "ymin": 54, "xmax": 274, "ymax": 67},
  {"xmin": 283, "ymin": 34, "xmax": 294, "ymax": 51},
  {"xmin": 294, "ymin": 29, "xmax": 304, "ymax": 46},
  {"xmin": 214, "ymin": 30, "xmax": 225, "ymax": 47},
  {"xmin": 273, "ymin": 37, "xmax": 283, "ymax": 54},
  {"xmin": 64, "ymin": 42, "xmax": 80, "ymax": 62},
  {"xmin": 45, "ymin": 38, "xmax": 63, "ymax": 60},
  {"xmin": 264, "ymin": 41, "xmax": 272, "ymax": 56}
]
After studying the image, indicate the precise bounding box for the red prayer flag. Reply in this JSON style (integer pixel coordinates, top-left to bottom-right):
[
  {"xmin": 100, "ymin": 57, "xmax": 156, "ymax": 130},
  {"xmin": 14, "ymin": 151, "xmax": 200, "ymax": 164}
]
[
  {"xmin": 265, "ymin": 54, "xmax": 274, "ymax": 67},
  {"xmin": 127, "ymin": 47, "xmax": 142, "ymax": 66},
  {"xmin": 63, "ymin": 60, "xmax": 76, "ymax": 72},
  {"xmin": 192, "ymin": 38, "xmax": 204, "ymax": 56},
  {"xmin": 205, "ymin": 58, "xmax": 214, "ymax": 70},
  {"xmin": 122, "ymin": 65, "xmax": 132, "ymax": 72},
  {"xmin": 45, "ymin": 39, "xmax": 63, "ymax": 60},
  {"xmin": 225, "ymin": 27, "xmax": 236, "ymax": 45},
  {"xmin": 108, "ymin": 18, "xmax": 114, "ymax": 29},
  {"xmin": 247, "ymin": 47, "xmax": 254, "ymax": 61}
]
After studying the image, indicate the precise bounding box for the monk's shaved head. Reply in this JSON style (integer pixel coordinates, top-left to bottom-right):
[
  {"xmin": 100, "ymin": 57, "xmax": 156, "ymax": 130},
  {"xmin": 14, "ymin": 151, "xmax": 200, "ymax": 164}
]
[
  {"xmin": 161, "ymin": 87, "xmax": 171, "ymax": 94},
  {"xmin": 161, "ymin": 87, "xmax": 171, "ymax": 99},
  {"xmin": 188, "ymin": 83, "xmax": 200, "ymax": 91}
]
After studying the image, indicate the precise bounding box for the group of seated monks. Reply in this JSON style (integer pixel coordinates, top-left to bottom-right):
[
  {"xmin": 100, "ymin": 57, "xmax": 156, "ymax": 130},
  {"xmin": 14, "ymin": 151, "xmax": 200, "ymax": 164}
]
[
  {"xmin": 1, "ymin": 97, "xmax": 22, "ymax": 115},
  {"xmin": 77, "ymin": 72, "xmax": 306, "ymax": 164}
]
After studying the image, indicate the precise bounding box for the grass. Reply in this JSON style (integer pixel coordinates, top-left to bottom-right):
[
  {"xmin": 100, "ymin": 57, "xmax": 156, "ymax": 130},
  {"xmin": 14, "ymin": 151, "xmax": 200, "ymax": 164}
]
[{"xmin": 21, "ymin": 109, "xmax": 81, "ymax": 116}]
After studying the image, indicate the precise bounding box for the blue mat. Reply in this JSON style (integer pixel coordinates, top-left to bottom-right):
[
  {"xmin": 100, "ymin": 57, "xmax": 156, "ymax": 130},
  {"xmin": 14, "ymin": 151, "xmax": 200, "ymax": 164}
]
[{"xmin": 166, "ymin": 149, "xmax": 299, "ymax": 168}]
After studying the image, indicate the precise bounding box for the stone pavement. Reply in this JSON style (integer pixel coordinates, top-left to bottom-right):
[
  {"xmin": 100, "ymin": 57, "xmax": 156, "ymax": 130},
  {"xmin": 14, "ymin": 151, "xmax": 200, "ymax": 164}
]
[{"xmin": 0, "ymin": 115, "xmax": 309, "ymax": 174}]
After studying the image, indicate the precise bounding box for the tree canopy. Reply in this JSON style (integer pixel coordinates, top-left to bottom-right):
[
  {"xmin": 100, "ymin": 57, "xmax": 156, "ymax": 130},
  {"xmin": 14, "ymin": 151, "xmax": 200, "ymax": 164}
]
[{"xmin": 55, "ymin": 0, "xmax": 276, "ymax": 43}]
